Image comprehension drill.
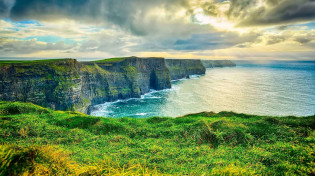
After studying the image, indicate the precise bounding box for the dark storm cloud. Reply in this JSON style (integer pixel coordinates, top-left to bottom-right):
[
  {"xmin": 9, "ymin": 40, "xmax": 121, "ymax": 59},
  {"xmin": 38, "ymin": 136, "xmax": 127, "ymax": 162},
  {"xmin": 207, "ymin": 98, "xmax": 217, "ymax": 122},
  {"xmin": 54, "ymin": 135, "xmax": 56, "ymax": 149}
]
[
  {"xmin": 226, "ymin": 0, "xmax": 315, "ymax": 26},
  {"xmin": 6, "ymin": 0, "xmax": 191, "ymax": 36},
  {"xmin": 0, "ymin": 1, "xmax": 7, "ymax": 17},
  {"xmin": 0, "ymin": 0, "xmax": 15, "ymax": 17}
]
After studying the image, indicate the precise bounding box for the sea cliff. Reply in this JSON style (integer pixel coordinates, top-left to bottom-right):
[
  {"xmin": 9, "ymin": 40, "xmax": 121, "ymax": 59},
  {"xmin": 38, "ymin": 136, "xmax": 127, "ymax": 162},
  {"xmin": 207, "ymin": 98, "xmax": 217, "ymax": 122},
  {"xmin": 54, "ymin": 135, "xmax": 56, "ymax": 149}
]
[
  {"xmin": 80, "ymin": 57, "xmax": 171, "ymax": 113},
  {"xmin": 0, "ymin": 59, "xmax": 82, "ymax": 112},
  {"xmin": 201, "ymin": 60, "xmax": 236, "ymax": 68},
  {"xmin": 165, "ymin": 59, "xmax": 206, "ymax": 80},
  {"xmin": 0, "ymin": 57, "xmax": 235, "ymax": 113}
]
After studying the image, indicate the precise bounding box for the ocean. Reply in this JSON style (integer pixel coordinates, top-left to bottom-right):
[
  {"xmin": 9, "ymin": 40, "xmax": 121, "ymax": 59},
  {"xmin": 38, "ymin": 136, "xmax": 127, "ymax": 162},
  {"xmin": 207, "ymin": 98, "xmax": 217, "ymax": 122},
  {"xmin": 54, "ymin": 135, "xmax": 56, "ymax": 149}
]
[{"xmin": 90, "ymin": 61, "xmax": 315, "ymax": 118}]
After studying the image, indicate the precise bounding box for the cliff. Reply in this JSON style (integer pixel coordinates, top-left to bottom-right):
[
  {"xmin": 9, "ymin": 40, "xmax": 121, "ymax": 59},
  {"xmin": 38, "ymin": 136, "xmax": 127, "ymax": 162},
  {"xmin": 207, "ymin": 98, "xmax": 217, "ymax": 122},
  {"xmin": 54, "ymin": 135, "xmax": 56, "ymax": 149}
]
[
  {"xmin": 201, "ymin": 60, "xmax": 236, "ymax": 68},
  {"xmin": 0, "ymin": 57, "xmax": 171, "ymax": 113},
  {"xmin": 0, "ymin": 57, "xmax": 235, "ymax": 113},
  {"xmin": 0, "ymin": 59, "xmax": 82, "ymax": 111},
  {"xmin": 165, "ymin": 59, "xmax": 206, "ymax": 80},
  {"xmin": 80, "ymin": 57, "xmax": 171, "ymax": 112}
]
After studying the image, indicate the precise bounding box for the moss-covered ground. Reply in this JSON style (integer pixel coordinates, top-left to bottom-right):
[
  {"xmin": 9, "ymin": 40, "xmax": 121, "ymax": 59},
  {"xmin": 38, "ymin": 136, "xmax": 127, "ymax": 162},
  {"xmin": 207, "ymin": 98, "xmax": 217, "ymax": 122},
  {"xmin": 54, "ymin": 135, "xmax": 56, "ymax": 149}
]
[{"xmin": 0, "ymin": 102, "xmax": 314, "ymax": 175}]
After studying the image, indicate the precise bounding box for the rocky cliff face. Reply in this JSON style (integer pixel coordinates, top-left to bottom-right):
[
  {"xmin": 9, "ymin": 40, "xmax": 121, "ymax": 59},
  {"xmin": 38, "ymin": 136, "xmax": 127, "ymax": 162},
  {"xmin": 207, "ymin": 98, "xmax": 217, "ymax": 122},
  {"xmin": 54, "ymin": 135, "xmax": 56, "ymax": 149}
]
[
  {"xmin": 79, "ymin": 57, "xmax": 171, "ymax": 112},
  {"xmin": 0, "ymin": 57, "xmax": 235, "ymax": 113},
  {"xmin": 165, "ymin": 59, "xmax": 206, "ymax": 80},
  {"xmin": 0, "ymin": 59, "xmax": 82, "ymax": 111},
  {"xmin": 0, "ymin": 57, "xmax": 171, "ymax": 113},
  {"xmin": 201, "ymin": 60, "xmax": 236, "ymax": 68}
]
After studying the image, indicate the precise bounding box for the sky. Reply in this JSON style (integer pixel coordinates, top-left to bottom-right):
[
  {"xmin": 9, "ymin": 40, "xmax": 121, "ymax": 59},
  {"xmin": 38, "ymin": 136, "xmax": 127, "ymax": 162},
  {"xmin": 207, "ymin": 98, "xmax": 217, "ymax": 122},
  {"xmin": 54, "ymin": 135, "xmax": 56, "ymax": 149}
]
[{"xmin": 0, "ymin": 0, "xmax": 315, "ymax": 60}]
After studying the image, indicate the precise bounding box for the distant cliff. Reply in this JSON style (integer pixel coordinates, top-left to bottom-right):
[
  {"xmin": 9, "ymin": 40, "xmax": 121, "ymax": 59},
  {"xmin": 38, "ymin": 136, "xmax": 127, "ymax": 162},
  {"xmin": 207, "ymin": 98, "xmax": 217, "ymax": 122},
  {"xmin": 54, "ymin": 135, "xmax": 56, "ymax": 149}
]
[
  {"xmin": 165, "ymin": 59, "xmax": 206, "ymax": 80},
  {"xmin": 0, "ymin": 57, "xmax": 235, "ymax": 113},
  {"xmin": 201, "ymin": 60, "xmax": 236, "ymax": 68}
]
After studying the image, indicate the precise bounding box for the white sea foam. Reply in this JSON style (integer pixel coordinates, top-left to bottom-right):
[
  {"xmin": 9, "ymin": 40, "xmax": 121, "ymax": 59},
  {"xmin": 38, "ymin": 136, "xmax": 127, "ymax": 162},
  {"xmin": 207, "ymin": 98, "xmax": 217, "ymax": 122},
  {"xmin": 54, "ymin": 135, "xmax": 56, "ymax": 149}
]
[
  {"xmin": 135, "ymin": 113, "xmax": 147, "ymax": 116},
  {"xmin": 190, "ymin": 74, "xmax": 201, "ymax": 79},
  {"xmin": 92, "ymin": 87, "xmax": 175, "ymax": 109}
]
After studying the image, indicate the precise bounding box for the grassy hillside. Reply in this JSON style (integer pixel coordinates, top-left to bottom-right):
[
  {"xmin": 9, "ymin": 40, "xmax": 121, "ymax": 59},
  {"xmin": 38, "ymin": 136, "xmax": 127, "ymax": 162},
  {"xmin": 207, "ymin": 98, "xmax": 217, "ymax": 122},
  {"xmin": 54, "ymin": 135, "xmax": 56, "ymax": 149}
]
[{"xmin": 0, "ymin": 102, "xmax": 314, "ymax": 175}]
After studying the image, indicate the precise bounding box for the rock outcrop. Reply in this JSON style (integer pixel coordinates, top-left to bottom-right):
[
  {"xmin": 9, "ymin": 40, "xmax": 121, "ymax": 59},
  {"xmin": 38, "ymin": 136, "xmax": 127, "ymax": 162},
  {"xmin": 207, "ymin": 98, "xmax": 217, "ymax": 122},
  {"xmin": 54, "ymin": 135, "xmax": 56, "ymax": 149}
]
[
  {"xmin": 165, "ymin": 59, "xmax": 206, "ymax": 80},
  {"xmin": 201, "ymin": 60, "xmax": 236, "ymax": 68},
  {"xmin": 0, "ymin": 57, "xmax": 235, "ymax": 113}
]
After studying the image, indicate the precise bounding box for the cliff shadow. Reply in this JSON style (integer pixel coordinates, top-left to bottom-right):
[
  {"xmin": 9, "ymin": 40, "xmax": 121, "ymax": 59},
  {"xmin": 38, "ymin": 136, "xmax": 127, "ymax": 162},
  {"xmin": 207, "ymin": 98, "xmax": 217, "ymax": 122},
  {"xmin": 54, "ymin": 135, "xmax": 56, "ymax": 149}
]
[{"xmin": 149, "ymin": 71, "xmax": 157, "ymax": 90}]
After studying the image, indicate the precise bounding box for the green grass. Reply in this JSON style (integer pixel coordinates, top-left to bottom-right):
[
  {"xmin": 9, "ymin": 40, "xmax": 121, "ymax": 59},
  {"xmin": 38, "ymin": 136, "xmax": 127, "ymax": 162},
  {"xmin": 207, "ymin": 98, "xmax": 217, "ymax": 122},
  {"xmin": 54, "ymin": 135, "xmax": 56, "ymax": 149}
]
[
  {"xmin": 0, "ymin": 57, "xmax": 131, "ymax": 64},
  {"xmin": 94, "ymin": 57, "xmax": 134, "ymax": 63},
  {"xmin": 0, "ymin": 102, "xmax": 314, "ymax": 175},
  {"xmin": 0, "ymin": 59, "xmax": 72, "ymax": 64}
]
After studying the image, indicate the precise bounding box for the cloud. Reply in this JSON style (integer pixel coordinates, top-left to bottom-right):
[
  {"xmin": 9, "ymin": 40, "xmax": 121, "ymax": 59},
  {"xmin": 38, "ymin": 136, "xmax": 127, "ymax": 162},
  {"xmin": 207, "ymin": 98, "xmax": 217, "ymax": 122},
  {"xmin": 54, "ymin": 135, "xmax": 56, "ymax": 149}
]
[
  {"xmin": 7, "ymin": 0, "xmax": 197, "ymax": 36},
  {"xmin": 193, "ymin": 40, "xmax": 315, "ymax": 60},
  {"xmin": 0, "ymin": 0, "xmax": 15, "ymax": 18},
  {"xmin": 0, "ymin": 0, "xmax": 314, "ymax": 60},
  {"xmin": 169, "ymin": 31, "xmax": 260, "ymax": 51},
  {"xmin": 225, "ymin": 0, "xmax": 315, "ymax": 27},
  {"xmin": 4, "ymin": 0, "xmax": 315, "ymax": 32},
  {"xmin": 257, "ymin": 29, "xmax": 315, "ymax": 45},
  {"xmin": 0, "ymin": 38, "xmax": 76, "ymax": 55},
  {"xmin": 294, "ymin": 33, "xmax": 314, "ymax": 44},
  {"xmin": 79, "ymin": 29, "xmax": 139, "ymax": 55}
]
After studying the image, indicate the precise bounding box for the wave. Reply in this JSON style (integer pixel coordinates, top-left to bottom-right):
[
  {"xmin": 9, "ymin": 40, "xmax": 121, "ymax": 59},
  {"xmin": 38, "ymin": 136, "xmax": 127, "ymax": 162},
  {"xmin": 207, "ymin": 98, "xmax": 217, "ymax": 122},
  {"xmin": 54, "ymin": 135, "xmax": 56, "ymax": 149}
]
[
  {"xmin": 190, "ymin": 75, "xmax": 201, "ymax": 79},
  {"xmin": 91, "ymin": 87, "xmax": 176, "ymax": 110}
]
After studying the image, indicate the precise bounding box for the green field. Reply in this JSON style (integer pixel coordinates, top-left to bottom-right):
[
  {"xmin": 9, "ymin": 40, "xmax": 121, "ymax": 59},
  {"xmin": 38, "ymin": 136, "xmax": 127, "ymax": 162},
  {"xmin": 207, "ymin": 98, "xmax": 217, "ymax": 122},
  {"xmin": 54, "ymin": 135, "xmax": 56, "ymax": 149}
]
[{"xmin": 0, "ymin": 101, "xmax": 314, "ymax": 175}]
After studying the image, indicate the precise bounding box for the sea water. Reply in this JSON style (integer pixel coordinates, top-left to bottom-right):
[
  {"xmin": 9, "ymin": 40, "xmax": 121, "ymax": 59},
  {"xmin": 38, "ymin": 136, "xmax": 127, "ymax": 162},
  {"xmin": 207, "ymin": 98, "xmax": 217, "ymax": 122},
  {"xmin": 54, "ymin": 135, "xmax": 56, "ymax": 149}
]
[{"xmin": 90, "ymin": 61, "xmax": 315, "ymax": 118}]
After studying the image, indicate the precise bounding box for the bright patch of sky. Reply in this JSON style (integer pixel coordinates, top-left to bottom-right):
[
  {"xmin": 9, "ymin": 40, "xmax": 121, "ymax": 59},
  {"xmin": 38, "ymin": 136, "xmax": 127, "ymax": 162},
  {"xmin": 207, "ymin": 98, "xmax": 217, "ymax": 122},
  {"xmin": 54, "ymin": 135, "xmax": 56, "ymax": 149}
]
[
  {"xmin": 297, "ymin": 22, "xmax": 315, "ymax": 29},
  {"xmin": 4, "ymin": 18, "xmax": 41, "ymax": 29},
  {"xmin": 24, "ymin": 36, "xmax": 76, "ymax": 45}
]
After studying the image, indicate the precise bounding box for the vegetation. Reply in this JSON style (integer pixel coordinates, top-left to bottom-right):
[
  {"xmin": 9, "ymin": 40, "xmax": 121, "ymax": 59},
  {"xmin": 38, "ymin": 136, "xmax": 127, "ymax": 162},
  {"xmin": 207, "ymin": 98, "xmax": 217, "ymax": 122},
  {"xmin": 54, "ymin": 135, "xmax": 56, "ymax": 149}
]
[
  {"xmin": 0, "ymin": 59, "xmax": 72, "ymax": 64},
  {"xmin": 0, "ymin": 102, "xmax": 314, "ymax": 175},
  {"xmin": 0, "ymin": 58, "xmax": 79, "ymax": 78},
  {"xmin": 94, "ymin": 57, "xmax": 130, "ymax": 63}
]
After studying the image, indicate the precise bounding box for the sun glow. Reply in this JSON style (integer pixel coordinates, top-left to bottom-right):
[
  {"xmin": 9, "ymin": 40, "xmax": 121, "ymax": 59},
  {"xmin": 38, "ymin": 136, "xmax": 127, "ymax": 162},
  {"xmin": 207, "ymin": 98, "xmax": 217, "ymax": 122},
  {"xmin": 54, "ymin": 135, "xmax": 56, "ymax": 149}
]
[
  {"xmin": 195, "ymin": 10, "xmax": 233, "ymax": 28},
  {"xmin": 193, "ymin": 8, "xmax": 251, "ymax": 34}
]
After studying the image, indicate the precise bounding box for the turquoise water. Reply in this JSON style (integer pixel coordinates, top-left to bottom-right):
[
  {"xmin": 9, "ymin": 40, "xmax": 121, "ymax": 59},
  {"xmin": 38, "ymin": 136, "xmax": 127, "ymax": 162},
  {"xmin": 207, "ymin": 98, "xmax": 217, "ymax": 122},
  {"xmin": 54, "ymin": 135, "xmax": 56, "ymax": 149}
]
[{"xmin": 90, "ymin": 61, "xmax": 315, "ymax": 117}]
